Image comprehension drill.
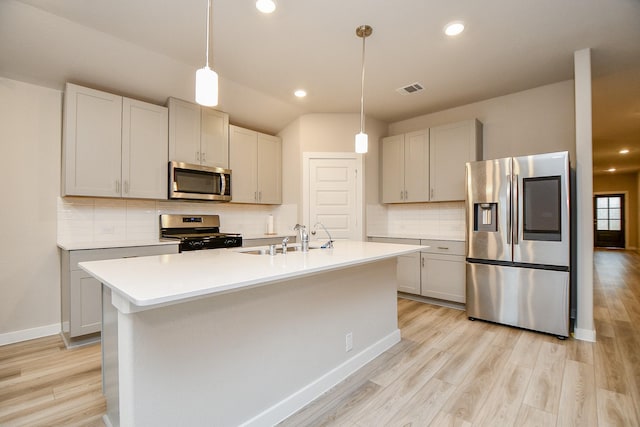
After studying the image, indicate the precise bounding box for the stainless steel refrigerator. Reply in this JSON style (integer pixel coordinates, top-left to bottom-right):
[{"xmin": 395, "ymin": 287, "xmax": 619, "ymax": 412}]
[{"xmin": 465, "ymin": 151, "xmax": 570, "ymax": 337}]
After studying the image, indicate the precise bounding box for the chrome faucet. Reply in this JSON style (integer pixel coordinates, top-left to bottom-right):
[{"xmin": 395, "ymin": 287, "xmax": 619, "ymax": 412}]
[
  {"xmin": 311, "ymin": 222, "xmax": 334, "ymax": 248},
  {"xmin": 281, "ymin": 236, "xmax": 289, "ymax": 253},
  {"xmin": 293, "ymin": 224, "xmax": 309, "ymax": 252}
]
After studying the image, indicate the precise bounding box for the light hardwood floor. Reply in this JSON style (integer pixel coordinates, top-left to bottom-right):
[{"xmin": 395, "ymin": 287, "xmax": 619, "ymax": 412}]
[
  {"xmin": 1, "ymin": 249, "xmax": 638, "ymax": 426},
  {"xmin": 281, "ymin": 249, "xmax": 640, "ymax": 427}
]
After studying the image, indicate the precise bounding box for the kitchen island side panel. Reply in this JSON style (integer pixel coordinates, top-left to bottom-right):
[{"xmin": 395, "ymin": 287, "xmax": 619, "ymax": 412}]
[{"xmin": 105, "ymin": 258, "xmax": 399, "ymax": 427}]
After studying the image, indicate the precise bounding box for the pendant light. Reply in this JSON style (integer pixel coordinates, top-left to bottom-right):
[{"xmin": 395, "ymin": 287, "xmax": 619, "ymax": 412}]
[
  {"xmin": 355, "ymin": 25, "xmax": 372, "ymax": 154},
  {"xmin": 195, "ymin": 0, "xmax": 218, "ymax": 106},
  {"xmin": 256, "ymin": 0, "xmax": 276, "ymax": 14}
]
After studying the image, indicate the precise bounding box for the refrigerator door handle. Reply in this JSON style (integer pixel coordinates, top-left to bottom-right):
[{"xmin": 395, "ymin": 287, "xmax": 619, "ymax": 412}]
[
  {"xmin": 506, "ymin": 174, "xmax": 512, "ymax": 245},
  {"xmin": 513, "ymin": 174, "xmax": 519, "ymax": 245}
]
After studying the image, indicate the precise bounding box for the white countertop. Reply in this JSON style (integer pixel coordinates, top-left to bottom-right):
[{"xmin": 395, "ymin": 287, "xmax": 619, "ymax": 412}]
[
  {"xmin": 368, "ymin": 234, "xmax": 464, "ymax": 242},
  {"xmin": 57, "ymin": 239, "xmax": 180, "ymax": 251},
  {"xmin": 80, "ymin": 240, "xmax": 425, "ymax": 310}
]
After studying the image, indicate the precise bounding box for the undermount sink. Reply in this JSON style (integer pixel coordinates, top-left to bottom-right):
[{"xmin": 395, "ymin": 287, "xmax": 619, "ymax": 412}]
[{"xmin": 236, "ymin": 245, "xmax": 321, "ymax": 255}]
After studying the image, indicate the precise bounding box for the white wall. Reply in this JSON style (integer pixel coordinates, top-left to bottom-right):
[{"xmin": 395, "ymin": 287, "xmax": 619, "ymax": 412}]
[
  {"xmin": 0, "ymin": 75, "xmax": 297, "ymax": 344},
  {"xmin": 389, "ymin": 80, "xmax": 576, "ymax": 161},
  {"xmin": 279, "ymin": 113, "xmax": 387, "ymax": 225},
  {"xmin": 0, "ymin": 78, "xmax": 62, "ymax": 343},
  {"xmin": 0, "ymin": 0, "xmax": 301, "ymax": 135},
  {"xmin": 381, "ymin": 80, "xmax": 576, "ymax": 239}
]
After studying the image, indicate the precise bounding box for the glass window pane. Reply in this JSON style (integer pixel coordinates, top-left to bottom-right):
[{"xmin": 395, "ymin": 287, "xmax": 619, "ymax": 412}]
[
  {"xmin": 610, "ymin": 220, "xmax": 621, "ymax": 231},
  {"xmin": 597, "ymin": 198, "xmax": 609, "ymax": 209},
  {"xmin": 610, "ymin": 209, "xmax": 621, "ymax": 220},
  {"xmin": 597, "ymin": 209, "xmax": 609, "ymax": 220},
  {"xmin": 609, "ymin": 197, "xmax": 621, "ymax": 208},
  {"xmin": 597, "ymin": 220, "xmax": 609, "ymax": 230}
]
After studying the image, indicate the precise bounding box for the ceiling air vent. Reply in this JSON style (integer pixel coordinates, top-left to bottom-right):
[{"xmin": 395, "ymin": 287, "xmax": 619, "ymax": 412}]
[{"xmin": 396, "ymin": 82, "xmax": 425, "ymax": 95}]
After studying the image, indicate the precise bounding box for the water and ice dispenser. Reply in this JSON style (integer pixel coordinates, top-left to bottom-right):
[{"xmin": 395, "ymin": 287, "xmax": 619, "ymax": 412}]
[{"xmin": 473, "ymin": 203, "xmax": 498, "ymax": 232}]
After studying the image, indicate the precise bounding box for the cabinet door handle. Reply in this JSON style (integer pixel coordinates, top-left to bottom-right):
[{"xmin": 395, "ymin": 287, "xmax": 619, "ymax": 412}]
[
  {"xmin": 258, "ymin": 191, "xmax": 262, "ymax": 202},
  {"xmin": 400, "ymin": 191, "xmax": 404, "ymax": 200},
  {"xmin": 437, "ymin": 246, "xmax": 449, "ymax": 250},
  {"xmin": 115, "ymin": 180, "xmax": 120, "ymax": 194},
  {"xmin": 422, "ymin": 257, "xmax": 425, "ymax": 267},
  {"xmin": 124, "ymin": 181, "xmax": 129, "ymax": 195},
  {"xmin": 196, "ymin": 151, "xmax": 200, "ymax": 162},
  {"xmin": 430, "ymin": 188, "xmax": 434, "ymax": 199},
  {"xmin": 405, "ymin": 190, "xmax": 408, "ymax": 200},
  {"xmin": 254, "ymin": 191, "xmax": 257, "ymax": 201},
  {"xmin": 202, "ymin": 152, "xmax": 206, "ymax": 163}
]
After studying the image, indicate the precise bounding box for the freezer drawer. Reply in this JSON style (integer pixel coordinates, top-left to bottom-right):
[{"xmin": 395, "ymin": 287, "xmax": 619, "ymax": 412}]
[{"xmin": 466, "ymin": 262, "xmax": 569, "ymax": 337}]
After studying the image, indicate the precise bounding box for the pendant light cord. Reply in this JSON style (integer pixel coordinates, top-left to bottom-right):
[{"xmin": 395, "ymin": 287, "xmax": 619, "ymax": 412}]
[
  {"xmin": 359, "ymin": 26, "xmax": 366, "ymax": 133},
  {"xmin": 205, "ymin": 0, "xmax": 211, "ymax": 67}
]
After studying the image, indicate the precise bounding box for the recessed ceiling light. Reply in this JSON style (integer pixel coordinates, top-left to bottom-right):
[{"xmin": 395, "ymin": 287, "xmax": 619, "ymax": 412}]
[
  {"xmin": 256, "ymin": 0, "xmax": 276, "ymax": 14},
  {"xmin": 444, "ymin": 21, "xmax": 465, "ymax": 36},
  {"xmin": 619, "ymin": 149, "xmax": 629, "ymax": 154},
  {"xmin": 294, "ymin": 89, "xmax": 307, "ymax": 98},
  {"xmin": 607, "ymin": 168, "xmax": 616, "ymax": 172}
]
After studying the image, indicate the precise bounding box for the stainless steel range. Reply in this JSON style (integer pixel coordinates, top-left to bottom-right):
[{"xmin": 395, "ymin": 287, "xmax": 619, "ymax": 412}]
[{"xmin": 160, "ymin": 214, "xmax": 242, "ymax": 251}]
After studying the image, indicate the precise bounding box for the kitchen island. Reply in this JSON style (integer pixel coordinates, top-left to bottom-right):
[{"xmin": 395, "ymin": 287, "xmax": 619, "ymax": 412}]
[{"xmin": 80, "ymin": 240, "xmax": 424, "ymax": 427}]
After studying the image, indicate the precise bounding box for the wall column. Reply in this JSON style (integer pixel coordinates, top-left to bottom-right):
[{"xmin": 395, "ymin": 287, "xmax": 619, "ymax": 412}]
[{"xmin": 574, "ymin": 48, "xmax": 596, "ymax": 342}]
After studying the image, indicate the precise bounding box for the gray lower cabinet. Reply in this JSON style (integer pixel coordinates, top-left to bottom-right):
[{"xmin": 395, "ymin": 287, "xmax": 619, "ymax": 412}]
[
  {"xmin": 420, "ymin": 240, "xmax": 466, "ymax": 303},
  {"xmin": 60, "ymin": 244, "xmax": 179, "ymax": 344},
  {"xmin": 368, "ymin": 237, "xmax": 465, "ymax": 303}
]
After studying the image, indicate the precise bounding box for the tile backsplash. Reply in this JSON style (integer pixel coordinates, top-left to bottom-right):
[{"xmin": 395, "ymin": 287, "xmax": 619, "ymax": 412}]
[
  {"xmin": 384, "ymin": 201, "xmax": 466, "ymax": 240},
  {"xmin": 58, "ymin": 197, "xmax": 464, "ymax": 244},
  {"xmin": 57, "ymin": 197, "xmax": 298, "ymax": 244}
]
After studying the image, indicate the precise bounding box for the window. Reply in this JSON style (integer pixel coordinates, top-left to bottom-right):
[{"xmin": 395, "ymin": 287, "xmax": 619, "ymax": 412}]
[{"xmin": 596, "ymin": 196, "xmax": 622, "ymax": 231}]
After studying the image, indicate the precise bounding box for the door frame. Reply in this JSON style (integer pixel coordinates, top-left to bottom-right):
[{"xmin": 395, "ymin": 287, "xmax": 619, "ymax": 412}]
[
  {"xmin": 593, "ymin": 191, "xmax": 629, "ymax": 249},
  {"xmin": 302, "ymin": 152, "xmax": 364, "ymax": 241}
]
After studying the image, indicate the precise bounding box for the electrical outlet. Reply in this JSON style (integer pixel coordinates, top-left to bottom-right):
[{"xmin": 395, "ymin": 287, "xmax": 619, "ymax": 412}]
[{"xmin": 345, "ymin": 332, "xmax": 353, "ymax": 352}]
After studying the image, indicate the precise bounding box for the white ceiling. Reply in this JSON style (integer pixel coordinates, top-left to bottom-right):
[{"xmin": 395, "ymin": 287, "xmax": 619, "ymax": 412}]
[{"xmin": 2, "ymin": 0, "xmax": 640, "ymax": 173}]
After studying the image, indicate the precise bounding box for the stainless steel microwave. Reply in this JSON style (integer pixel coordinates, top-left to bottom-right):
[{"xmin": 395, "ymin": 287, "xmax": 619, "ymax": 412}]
[{"xmin": 168, "ymin": 161, "xmax": 231, "ymax": 201}]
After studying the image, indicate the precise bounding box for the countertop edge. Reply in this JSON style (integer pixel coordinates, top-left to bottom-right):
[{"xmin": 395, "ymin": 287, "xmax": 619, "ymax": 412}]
[
  {"xmin": 57, "ymin": 240, "xmax": 179, "ymax": 251},
  {"xmin": 79, "ymin": 241, "xmax": 426, "ymax": 312}
]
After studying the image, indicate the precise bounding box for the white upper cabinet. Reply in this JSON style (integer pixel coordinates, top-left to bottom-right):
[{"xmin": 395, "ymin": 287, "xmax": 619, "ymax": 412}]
[
  {"xmin": 168, "ymin": 98, "xmax": 200, "ymax": 165},
  {"xmin": 168, "ymin": 97, "xmax": 229, "ymax": 169},
  {"xmin": 404, "ymin": 130, "xmax": 430, "ymax": 202},
  {"xmin": 63, "ymin": 83, "xmax": 168, "ymax": 199},
  {"xmin": 201, "ymin": 107, "xmax": 229, "ymax": 168},
  {"xmin": 381, "ymin": 130, "xmax": 429, "ymax": 203},
  {"xmin": 381, "ymin": 120, "xmax": 482, "ymax": 204},
  {"xmin": 63, "ymin": 83, "xmax": 123, "ymax": 197},
  {"xmin": 121, "ymin": 98, "xmax": 168, "ymax": 199},
  {"xmin": 381, "ymin": 134, "xmax": 404, "ymax": 203},
  {"xmin": 229, "ymin": 125, "xmax": 282, "ymax": 204},
  {"xmin": 257, "ymin": 133, "xmax": 282, "ymax": 204},
  {"xmin": 429, "ymin": 119, "xmax": 483, "ymax": 201}
]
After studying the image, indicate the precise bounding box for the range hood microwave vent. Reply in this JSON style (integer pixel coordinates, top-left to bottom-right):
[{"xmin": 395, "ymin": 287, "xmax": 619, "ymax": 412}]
[{"xmin": 396, "ymin": 82, "xmax": 424, "ymax": 95}]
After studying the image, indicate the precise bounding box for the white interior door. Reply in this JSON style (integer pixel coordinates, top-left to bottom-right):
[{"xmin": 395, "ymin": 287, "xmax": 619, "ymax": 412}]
[{"xmin": 304, "ymin": 153, "xmax": 363, "ymax": 241}]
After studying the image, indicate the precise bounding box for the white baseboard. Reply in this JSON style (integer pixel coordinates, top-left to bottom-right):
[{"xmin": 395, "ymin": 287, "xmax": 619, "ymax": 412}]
[
  {"xmin": 241, "ymin": 329, "xmax": 401, "ymax": 427},
  {"xmin": 0, "ymin": 323, "xmax": 61, "ymax": 346},
  {"xmin": 573, "ymin": 327, "xmax": 596, "ymax": 342}
]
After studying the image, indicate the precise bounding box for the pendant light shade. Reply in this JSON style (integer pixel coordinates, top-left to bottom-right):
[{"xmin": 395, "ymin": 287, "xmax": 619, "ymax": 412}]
[
  {"xmin": 196, "ymin": 66, "xmax": 218, "ymax": 106},
  {"xmin": 355, "ymin": 132, "xmax": 368, "ymax": 154},
  {"xmin": 256, "ymin": 0, "xmax": 276, "ymax": 13},
  {"xmin": 355, "ymin": 25, "xmax": 372, "ymax": 154},
  {"xmin": 196, "ymin": 0, "xmax": 219, "ymax": 107}
]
